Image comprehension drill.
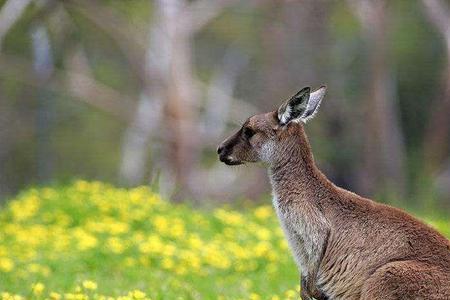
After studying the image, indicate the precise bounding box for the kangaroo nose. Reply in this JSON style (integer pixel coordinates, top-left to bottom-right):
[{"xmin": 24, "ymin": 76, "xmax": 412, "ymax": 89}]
[{"xmin": 217, "ymin": 145, "xmax": 224, "ymax": 155}]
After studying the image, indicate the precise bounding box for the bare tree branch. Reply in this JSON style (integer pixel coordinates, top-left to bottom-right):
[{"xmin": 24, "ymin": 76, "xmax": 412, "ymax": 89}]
[
  {"xmin": 422, "ymin": 0, "xmax": 450, "ymax": 48},
  {"xmin": 63, "ymin": 0, "xmax": 147, "ymax": 86},
  {"xmin": 0, "ymin": 0, "xmax": 32, "ymax": 48},
  {"xmin": 65, "ymin": 48, "xmax": 136, "ymax": 121},
  {"xmin": 0, "ymin": 54, "xmax": 135, "ymax": 121},
  {"xmin": 181, "ymin": 0, "xmax": 239, "ymax": 34}
]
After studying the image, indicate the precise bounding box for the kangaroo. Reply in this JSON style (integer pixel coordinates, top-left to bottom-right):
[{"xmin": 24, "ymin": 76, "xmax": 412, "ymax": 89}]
[{"xmin": 217, "ymin": 86, "xmax": 450, "ymax": 300}]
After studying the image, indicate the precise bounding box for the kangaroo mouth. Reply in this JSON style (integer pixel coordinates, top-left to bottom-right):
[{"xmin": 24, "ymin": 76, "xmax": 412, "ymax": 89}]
[{"xmin": 219, "ymin": 155, "xmax": 243, "ymax": 165}]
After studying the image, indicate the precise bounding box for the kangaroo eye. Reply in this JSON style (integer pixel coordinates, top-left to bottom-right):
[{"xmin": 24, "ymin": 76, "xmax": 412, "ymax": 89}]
[{"xmin": 243, "ymin": 127, "xmax": 255, "ymax": 139}]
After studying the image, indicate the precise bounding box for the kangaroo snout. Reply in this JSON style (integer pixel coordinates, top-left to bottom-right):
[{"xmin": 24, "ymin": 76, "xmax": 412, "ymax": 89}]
[
  {"xmin": 217, "ymin": 142, "xmax": 229, "ymax": 162},
  {"xmin": 217, "ymin": 137, "xmax": 243, "ymax": 165},
  {"xmin": 217, "ymin": 145, "xmax": 232, "ymax": 165},
  {"xmin": 217, "ymin": 145, "xmax": 224, "ymax": 155},
  {"xmin": 218, "ymin": 149, "xmax": 242, "ymax": 166}
]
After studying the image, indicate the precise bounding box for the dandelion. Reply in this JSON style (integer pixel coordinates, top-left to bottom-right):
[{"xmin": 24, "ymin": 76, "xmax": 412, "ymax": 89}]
[
  {"xmin": 0, "ymin": 257, "xmax": 14, "ymax": 272},
  {"xmin": 249, "ymin": 293, "xmax": 261, "ymax": 300},
  {"xmin": 82, "ymin": 280, "xmax": 98, "ymax": 290},
  {"xmin": 161, "ymin": 257, "xmax": 174, "ymax": 270},
  {"xmin": 1, "ymin": 293, "xmax": 11, "ymax": 300},
  {"xmin": 107, "ymin": 237, "xmax": 126, "ymax": 254},
  {"xmin": 49, "ymin": 292, "xmax": 62, "ymax": 300},
  {"xmin": 285, "ymin": 289, "xmax": 297, "ymax": 298},
  {"xmin": 129, "ymin": 290, "xmax": 146, "ymax": 299},
  {"xmin": 10, "ymin": 195, "xmax": 40, "ymax": 221},
  {"xmin": 73, "ymin": 228, "xmax": 98, "ymax": 250},
  {"xmin": 31, "ymin": 282, "xmax": 45, "ymax": 295},
  {"xmin": 214, "ymin": 209, "xmax": 244, "ymax": 226},
  {"xmin": 254, "ymin": 206, "xmax": 272, "ymax": 220}
]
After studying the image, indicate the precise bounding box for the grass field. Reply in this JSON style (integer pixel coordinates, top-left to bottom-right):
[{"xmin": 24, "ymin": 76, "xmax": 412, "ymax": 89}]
[{"xmin": 0, "ymin": 181, "xmax": 448, "ymax": 300}]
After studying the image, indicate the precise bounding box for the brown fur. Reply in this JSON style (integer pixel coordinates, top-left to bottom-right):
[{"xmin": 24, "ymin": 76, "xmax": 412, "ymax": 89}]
[{"xmin": 218, "ymin": 104, "xmax": 450, "ymax": 300}]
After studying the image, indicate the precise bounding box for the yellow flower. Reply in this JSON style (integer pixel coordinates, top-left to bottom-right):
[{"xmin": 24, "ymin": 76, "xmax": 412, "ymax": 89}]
[
  {"xmin": 129, "ymin": 290, "xmax": 146, "ymax": 299},
  {"xmin": 161, "ymin": 257, "xmax": 174, "ymax": 269},
  {"xmin": 31, "ymin": 282, "xmax": 45, "ymax": 295},
  {"xmin": 73, "ymin": 228, "xmax": 98, "ymax": 251},
  {"xmin": 82, "ymin": 280, "xmax": 98, "ymax": 290},
  {"xmin": 255, "ymin": 228, "xmax": 272, "ymax": 241},
  {"xmin": 187, "ymin": 234, "xmax": 203, "ymax": 249},
  {"xmin": 249, "ymin": 293, "xmax": 261, "ymax": 300},
  {"xmin": 1, "ymin": 293, "xmax": 23, "ymax": 300},
  {"xmin": 106, "ymin": 237, "xmax": 126, "ymax": 254},
  {"xmin": 214, "ymin": 209, "xmax": 244, "ymax": 226},
  {"xmin": 254, "ymin": 206, "xmax": 272, "ymax": 220},
  {"xmin": 1, "ymin": 293, "xmax": 11, "ymax": 300},
  {"xmin": 74, "ymin": 180, "xmax": 90, "ymax": 192},
  {"xmin": 285, "ymin": 289, "xmax": 297, "ymax": 299},
  {"xmin": 49, "ymin": 292, "xmax": 62, "ymax": 300},
  {"xmin": 0, "ymin": 257, "xmax": 14, "ymax": 272},
  {"xmin": 9, "ymin": 195, "xmax": 40, "ymax": 221}
]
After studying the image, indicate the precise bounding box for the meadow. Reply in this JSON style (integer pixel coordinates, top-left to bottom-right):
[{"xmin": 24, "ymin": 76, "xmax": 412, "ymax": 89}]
[{"xmin": 0, "ymin": 181, "xmax": 448, "ymax": 300}]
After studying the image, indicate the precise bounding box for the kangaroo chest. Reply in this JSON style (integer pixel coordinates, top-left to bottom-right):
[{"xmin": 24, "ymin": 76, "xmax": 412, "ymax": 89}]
[{"xmin": 272, "ymin": 195, "xmax": 325, "ymax": 273}]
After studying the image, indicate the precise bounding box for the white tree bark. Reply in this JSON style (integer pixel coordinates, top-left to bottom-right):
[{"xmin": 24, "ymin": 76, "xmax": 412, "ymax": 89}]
[
  {"xmin": 118, "ymin": 0, "xmax": 178, "ymax": 187},
  {"xmin": 31, "ymin": 24, "xmax": 54, "ymax": 183},
  {"xmin": 119, "ymin": 0, "xmax": 238, "ymax": 197},
  {"xmin": 119, "ymin": 91, "xmax": 163, "ymax": 186}
]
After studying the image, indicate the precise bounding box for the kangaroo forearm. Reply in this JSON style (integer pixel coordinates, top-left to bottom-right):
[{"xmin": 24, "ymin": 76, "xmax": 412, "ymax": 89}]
[
  {"xmin": 301, "ymin": 274, "xmax": 329, "ymax": 300},
  {"xmin": 288, "ymin": 205, "xmax": 330, "ymax": 278},
  {"xmin": 301, "ymin": 226, "xmax": 330, "ymax": 300}
]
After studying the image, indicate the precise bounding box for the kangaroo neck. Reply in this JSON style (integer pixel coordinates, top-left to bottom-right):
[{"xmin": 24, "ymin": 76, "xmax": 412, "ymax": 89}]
[{"xmin": 268, "ymin": 130, "xmax": 332, "ymax": 202}]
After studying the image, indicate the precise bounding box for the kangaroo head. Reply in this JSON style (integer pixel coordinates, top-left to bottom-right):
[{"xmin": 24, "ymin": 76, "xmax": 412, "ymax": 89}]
[{"xmin": 217, "ymin": 86, "xmax": 326, "ymax": 165}]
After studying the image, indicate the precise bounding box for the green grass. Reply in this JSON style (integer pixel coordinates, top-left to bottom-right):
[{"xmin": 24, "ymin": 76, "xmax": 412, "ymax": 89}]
[{"xmin": 0, "ymin": 181, "xmax": 448, "ymax": 300}]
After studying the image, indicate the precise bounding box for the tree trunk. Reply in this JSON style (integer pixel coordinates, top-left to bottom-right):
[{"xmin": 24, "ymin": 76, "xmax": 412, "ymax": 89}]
[
  {"xmin": 31, "ymin": 25, "xmax": 54, "ymax": 183},
  {"xmin": 119, "ymin": 0, "xmax": 237, "ymax": 199},
  {"xmin": 119, "ymin": 92, "xmax": 163, "ymax": 186},
  {"xmin": 349, "ymin": 0, "xmax": 406, "ymax": 199},
  {"xmin": 421, "ymin": 0, "xmax": 450, "ymax": 173},
  {"xmin": 164, "ymin": 28, "xmax": 200, "ymax": 199},
  {"xmin": 119, "ymin": 0, "xmax": 200, "ymax": 199}
]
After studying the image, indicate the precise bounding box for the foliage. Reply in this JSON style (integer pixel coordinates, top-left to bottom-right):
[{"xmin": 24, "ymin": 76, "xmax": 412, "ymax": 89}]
[
  {"xmin": 1, "ymin": 181, "xmax": 449, "ymax": 300},
  {"xmin": 0, "ymin": 181, "xmax": 299, "ymax": 299}
]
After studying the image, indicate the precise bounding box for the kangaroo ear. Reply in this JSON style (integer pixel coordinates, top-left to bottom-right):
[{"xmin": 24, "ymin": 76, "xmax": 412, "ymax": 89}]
[
  {"xmin": 277, "ymin": 87, "xmax": 311, "ymax": 125},
  {"xmin": 300, "ymin": 86, "xmax": 326, "ymax": 122}
]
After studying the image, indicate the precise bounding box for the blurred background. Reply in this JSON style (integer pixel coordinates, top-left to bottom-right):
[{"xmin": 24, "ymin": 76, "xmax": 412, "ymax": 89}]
[{"xmin": 0, "ymin": 0, "xmax": 449, "ymax": 213}]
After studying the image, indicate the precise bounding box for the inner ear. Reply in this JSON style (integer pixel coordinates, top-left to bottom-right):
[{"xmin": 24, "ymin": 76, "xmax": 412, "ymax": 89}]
[
  {"xmin": 301, "ymin": 86, "xmax": 326, "ymax": 122},
  {"xmin": 278, "ymin": 87, "xmax": 311, "ymax": 125}
]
